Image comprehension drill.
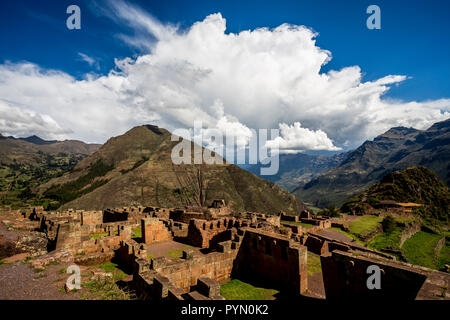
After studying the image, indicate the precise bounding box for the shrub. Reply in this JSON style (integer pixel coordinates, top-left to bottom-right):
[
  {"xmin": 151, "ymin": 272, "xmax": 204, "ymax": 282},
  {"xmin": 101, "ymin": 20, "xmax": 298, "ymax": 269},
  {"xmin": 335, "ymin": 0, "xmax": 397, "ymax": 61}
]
[{"xmin": 382, "ymin": 215, "xmax": 396, "ymax": 234}]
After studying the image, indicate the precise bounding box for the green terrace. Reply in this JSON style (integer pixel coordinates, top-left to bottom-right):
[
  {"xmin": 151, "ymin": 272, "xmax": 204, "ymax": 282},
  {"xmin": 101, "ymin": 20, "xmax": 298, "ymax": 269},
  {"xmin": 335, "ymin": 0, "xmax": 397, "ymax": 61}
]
[{"xmin": 220, "ymin": 279, "xmax": 278, "ymax": 300}]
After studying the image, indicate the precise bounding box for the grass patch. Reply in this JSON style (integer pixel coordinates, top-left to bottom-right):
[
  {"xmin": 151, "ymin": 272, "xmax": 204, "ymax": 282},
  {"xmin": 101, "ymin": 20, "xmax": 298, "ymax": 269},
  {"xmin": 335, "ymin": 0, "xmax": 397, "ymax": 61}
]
[
  {"xmin": 166, "ymin": 245, "xmax": 194, "ymax": 259},
  {"xmin": 147, "ymin": 253, "xmax": 154, "ymax": 260},
  {"xmin": 80, "ymin": 293, "xmax": 89, "ymax": 300},
  {"xmin": 82, "ymin": 278, "xmax": 131, "ymax": 300},
  {"xmin": 220, "ymin": 279, "xmax": 278, "ymax": 300},
  {"xmin": 348, "ymin": 215, "xmax": 382, "ymax": 237},
  {"xmin": 298, "ymin": 222, "xmax": 315, "ymax": 229},
  {"xmin": 95, "ymin": 261, "xmax": 127, "ymax": 280},
  {"xmin": 281, "ymin": 220, "xmax": 315, "ymax": 229},
  {"xmin": 402, "ymin": 231, "xmax": 442, "ymax": 269},
  {"xmin": 368, "ymin": 228, "xmax": 403, "ymax": 251},
  {"xmin": 132, "ymin": 228, "xmax": 141, "ymax": 241},
  {"xmin": 394, "ymin": 216, "xmax": 418, "ymax": 224},
  {"xmin": 0, "ymin": 259, "xmax": 4, "ymax": 265},
  {"xmin": 307, "ymin": 252, "xmax": 322, "ymax": 276},
  {"xmin": 89, "ymin": 232, "xmax": 108, "ymax": 240}
]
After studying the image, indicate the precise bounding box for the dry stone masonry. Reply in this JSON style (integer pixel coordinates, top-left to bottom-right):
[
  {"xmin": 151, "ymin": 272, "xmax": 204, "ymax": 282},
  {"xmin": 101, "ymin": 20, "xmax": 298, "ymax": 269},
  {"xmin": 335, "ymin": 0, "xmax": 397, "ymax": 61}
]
[{"xmin": 8, "ymin": 201, "xmax": 449, "ymax": 300}]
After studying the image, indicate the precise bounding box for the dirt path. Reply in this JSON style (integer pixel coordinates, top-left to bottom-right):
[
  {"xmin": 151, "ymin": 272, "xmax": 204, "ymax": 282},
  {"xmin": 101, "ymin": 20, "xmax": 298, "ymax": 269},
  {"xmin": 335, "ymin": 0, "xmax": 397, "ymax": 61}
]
[
  {"xmin": 317, "ymin": 229, "xmax": 353, "ymax": 243},
  {"xmin": 0, "ymin": 261, "xmax": 83, "ymax": 300}
]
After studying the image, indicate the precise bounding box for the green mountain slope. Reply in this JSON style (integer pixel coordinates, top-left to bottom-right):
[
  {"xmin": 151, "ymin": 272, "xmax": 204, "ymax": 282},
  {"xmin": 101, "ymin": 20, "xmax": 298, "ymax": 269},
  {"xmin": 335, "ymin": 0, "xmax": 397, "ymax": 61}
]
[
  {"xmin": 341, "ymin": 166, "xmax": 449, "ymax": 226},
  {"xmin": 294, "ymin": 118, "xmax": 450, "ymax": 207},
  {"xmin": 0, "ymin": 135, "xmax": 100, "ymax": 209}
]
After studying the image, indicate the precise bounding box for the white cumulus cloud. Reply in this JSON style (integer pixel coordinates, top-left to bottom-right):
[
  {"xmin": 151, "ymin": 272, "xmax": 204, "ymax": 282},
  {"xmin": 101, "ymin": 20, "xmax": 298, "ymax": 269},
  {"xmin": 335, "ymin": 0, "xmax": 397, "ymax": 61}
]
[
  {"xmin": 0, "ymin": 1, "xmax": 449, "ymax": 153},
  {"xmin": 266, "ymin": 122, "xmax": 341, "ymax": 153},
  {"xmin": 0, "ymin": 99, "xmax": 71, "ymax": 139}
]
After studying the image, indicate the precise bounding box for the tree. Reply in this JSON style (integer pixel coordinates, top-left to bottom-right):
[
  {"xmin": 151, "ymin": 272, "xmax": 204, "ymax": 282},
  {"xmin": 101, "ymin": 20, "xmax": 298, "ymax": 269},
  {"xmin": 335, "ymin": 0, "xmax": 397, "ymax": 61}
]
[{"xmin": 319, "ymin": 205, "xmax": 341, "ymax": 218}]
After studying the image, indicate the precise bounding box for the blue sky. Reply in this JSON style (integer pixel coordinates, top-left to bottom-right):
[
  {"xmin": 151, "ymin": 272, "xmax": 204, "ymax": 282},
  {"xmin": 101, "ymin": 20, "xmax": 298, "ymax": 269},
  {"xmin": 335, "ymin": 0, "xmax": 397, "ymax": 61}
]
[
  {"xmin": 0, "ymin": 0, "xmax": 449, "ymax": 151},
  {"xmin": 1, "ymin": 0, "xmax": 449, "ymax": 101}
]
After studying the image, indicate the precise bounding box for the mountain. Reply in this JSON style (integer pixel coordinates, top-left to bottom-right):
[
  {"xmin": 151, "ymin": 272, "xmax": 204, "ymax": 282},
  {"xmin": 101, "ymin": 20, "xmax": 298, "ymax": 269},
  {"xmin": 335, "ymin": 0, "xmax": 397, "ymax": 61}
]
[
  {"xmin": 240, "ymin": 152, "xmax": 348, "ymax": 191},
  {"xmin": 19, "ymin": 135, "xmax": 57, "ymax": 145},
  {"xmin": 293, "ymin": 118, "xmax": 450, "ymax": 208},
  {"xmin": 39, "ymin": 125, "xmax": 305, "ymax": 215},
  {"xmin": 341, "ymin": 166, "xmax": 449, "ymax": 225},
  {"xmin": 0, "ymin": 135, "xmax": 100, "ymax": 165},
  {"xmin": 0, "ymin": 135, "xmax": 101, "ymax": 209}
]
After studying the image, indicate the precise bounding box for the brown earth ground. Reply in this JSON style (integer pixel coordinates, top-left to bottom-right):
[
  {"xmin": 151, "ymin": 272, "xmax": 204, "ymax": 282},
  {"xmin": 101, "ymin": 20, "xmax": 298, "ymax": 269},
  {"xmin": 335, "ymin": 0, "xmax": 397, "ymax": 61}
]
[
  {"xmin": 0, "ymin": 212, "xmax": 134, "ymax": 300},
  {"xmin": 0, "ymin": 260, "xmax": 85, "ymax": 300}
]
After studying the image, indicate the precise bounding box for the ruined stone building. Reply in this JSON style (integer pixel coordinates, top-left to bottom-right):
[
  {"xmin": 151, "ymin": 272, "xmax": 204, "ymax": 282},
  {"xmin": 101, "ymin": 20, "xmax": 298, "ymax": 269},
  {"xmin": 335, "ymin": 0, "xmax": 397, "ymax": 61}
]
[{"xmin": 24, "ymin": 203, "xmax": 450, "ymax": 300}]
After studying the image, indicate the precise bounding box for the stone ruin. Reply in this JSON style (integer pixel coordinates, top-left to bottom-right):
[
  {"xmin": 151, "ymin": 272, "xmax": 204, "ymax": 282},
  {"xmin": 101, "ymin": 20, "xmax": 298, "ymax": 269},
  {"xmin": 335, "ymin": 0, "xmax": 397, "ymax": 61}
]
[{"xmin": 15, "ymin": 202, "xmax": 450, "ymax": 300}]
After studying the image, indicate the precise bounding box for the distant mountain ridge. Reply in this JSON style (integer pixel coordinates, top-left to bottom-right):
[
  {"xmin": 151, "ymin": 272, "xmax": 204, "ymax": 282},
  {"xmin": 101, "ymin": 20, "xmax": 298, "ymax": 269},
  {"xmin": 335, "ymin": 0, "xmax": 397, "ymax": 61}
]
[
  {"xmin": 39, "ymin": 125, "xmax": 305, "ymax": 215},
  {"xmin": 0, "ymin": 134, "xmax": 100, "ymax": 165},
  {"xmin": 293, "ymin": 118, "xmax": 450, "ymax": 208},
  {"xmin": 240, "ymin": 151, "xmax": 349, "ymax": 191},
  {"xmin": 17, "ymin": 135, "xmax": 57, "ymax": 145}
]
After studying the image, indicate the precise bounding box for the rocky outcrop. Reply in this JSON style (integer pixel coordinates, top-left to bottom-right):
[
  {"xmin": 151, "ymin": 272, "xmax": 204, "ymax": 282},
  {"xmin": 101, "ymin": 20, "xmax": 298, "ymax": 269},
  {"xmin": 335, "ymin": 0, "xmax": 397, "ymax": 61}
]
[
  {"xmin": 29, "ymin": 248, "xmax": 73, "ymax": 269},
  {"xmin": 15, "ymin": 232, "xmax": 48, "ymax": 257},
  {"xmin": 0, "ymin": 235, "xmax": 23, "ymax": 259}
]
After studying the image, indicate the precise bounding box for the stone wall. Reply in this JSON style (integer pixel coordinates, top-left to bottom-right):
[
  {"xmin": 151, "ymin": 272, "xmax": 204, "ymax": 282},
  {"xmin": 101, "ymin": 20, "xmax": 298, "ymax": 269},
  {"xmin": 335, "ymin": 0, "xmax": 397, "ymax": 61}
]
[
  {"xmin": 170, "ymin": 221, "xmax": 189, "ymax": 238},
  {"xmin": 153, "ymin": 244, "xmax": 237, "ymax": 291},
  {"xmin": 304, "ymin": 234, "xmax": 329, "ymax": 255},
  {"xmin": 399, "ymin": 220, "xmax": 422, "ymax": 247},
  {"xmin": 281, "ymin": 223, "xmax": 302, "ymax": 234},
  {"xmin": 169, "ymin": 210, "xmax": 205, "ymax": 224},
  {"xmin": 434, "ymin": 236, "xmax": 446, "ymax": 260},
  {"xmin": 299, "ymin": 210, "xmax": 311, "ymax": 219},
  {"xmin": 233, "ymin": 228, "xmax": 308, "ymax": 294},
  {"xmin": 118, "ymin": 239, "xmax": 147, "ymax": 272},
  {"xmin": 80, "ymin": 211, "xmax": 103, "ymax": 225},
  {"xmin": 103, "ymin": 209, "xmax": 129, "ymax": 223},
  {"xmin": 141, "ymin": 218, "xmax": 172, "ymax": 244},
  {"xmin": 250, "ymin": 213, "xmax": 281, "ymax": 227},
  {"xmin": 320, "ymin": 250, "xmax": 428, "ymax": 299},
  {"xmin": 281, "ymin": 213, "xmax": 298, "ymax": 222},
  {"xmin": 54, "ymin": 222, "xmax": 132, "ymax": 256},
  {"xmin": 300, "ymin": 217, "xmax": 331, "ymax": 229},
  {"xmin": 187, "ymin": 218, "xmax": 238, "ymax": 248},
  {"xmin": 307, "ymin": 232, "xmax": 394, "ymax": 260},
  {"xmin": 133, "ymin": 269, "xmax": 224, "ymax": 300}
]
